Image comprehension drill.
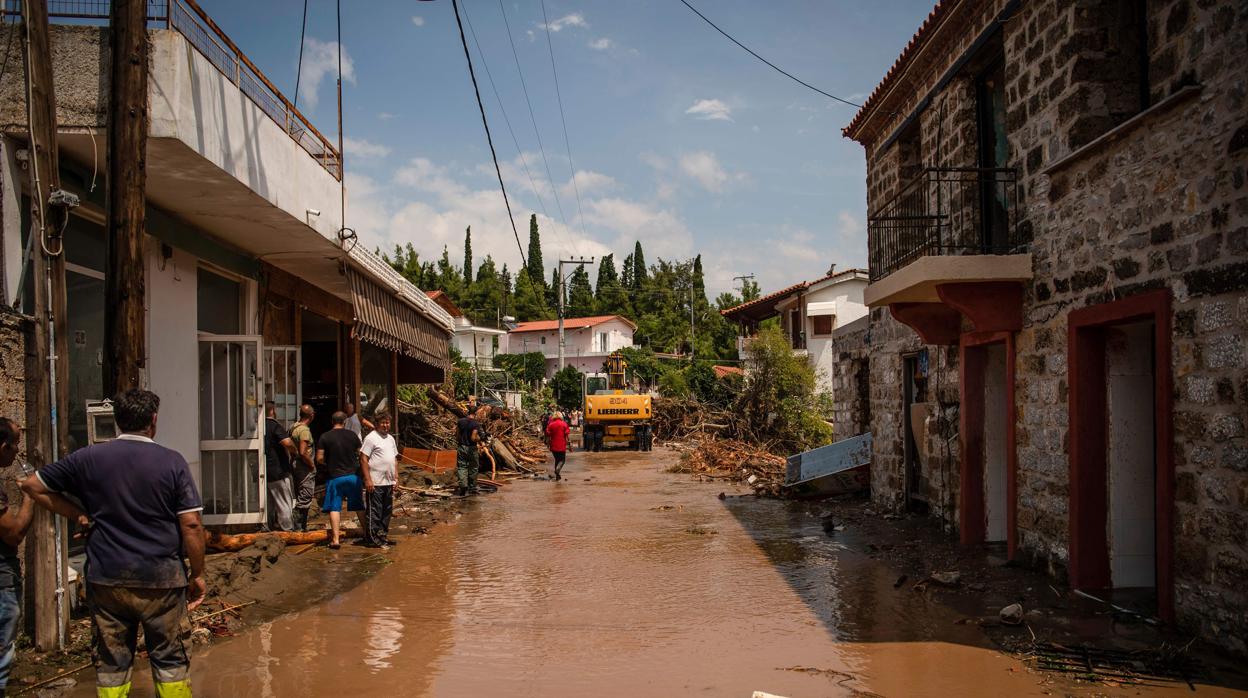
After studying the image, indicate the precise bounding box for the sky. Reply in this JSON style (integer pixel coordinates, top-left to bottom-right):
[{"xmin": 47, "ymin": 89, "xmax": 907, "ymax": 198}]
[{"xmin": 200, "ymin": 0, "xmax": 936, "ymax": 297}]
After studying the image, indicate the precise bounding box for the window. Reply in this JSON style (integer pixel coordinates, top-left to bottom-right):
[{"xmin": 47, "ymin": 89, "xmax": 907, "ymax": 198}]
[
  {"xmin": 540, "ymin": 336, "xmax": 546, "ymax": 345},
  {"xmin": 812, "ymin": 315, "xmax": 834, "ymax": 336},
  {"xmin": 599, "ymin": 332, "xmax": 608, "ymax": 352},
  {"xmin": 198, "ymin": 267, "xmax": 242, "ymax": 334}
]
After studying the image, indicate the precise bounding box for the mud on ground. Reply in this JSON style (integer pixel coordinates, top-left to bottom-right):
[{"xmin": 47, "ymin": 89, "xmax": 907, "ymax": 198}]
[{"xmin": 7, "ymin": 467, "xmax": 478, "ymax": 695}]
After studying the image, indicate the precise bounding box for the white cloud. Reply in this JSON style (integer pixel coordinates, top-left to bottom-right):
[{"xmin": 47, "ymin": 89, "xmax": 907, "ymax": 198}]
[
  {"xmin": 685, "ymin": 98, "xmax": 733, "ymax": 122},
  {"xmin": 542, "ymin": 13, "xmax": 587, "ymax": 31},
  {"xmin": 377, "ymin": 112, "xmax": 396, "ymax": 121},
  {"xmin": 561, "ymin": 170, "xmax": 615, "ymax": 199},
  {"xmin": 410, "ymin": 16, "xmax": 425, "ymax": 27},
  {"xmin": 343, "ymin": 137, "xmax": 391, "ymax": 160},
  {"xmin": 588, "ymin": 37, "xmax": 612, "ymax": 50},
  {"xmin": 679, "ymin": 151, "xmax": 730, "ymax": 193},
  {"xmin": 584, "ymin": 198, "xmax": 694, "ymax": 260},
  {"xmin": 296, "ymin": 38, "xmax": 354, "ymax": 109}
]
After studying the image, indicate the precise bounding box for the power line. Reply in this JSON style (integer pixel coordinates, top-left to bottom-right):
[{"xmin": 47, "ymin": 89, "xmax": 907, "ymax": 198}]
[
  {"xmin": 675, "ymin": 0, "xmax": 862, "ymax": 109},
  {"xmin": 539, "ymin": 0, "xmax": 589, "ymax": 254},
  {"xmin": 461, "ymin": 4, "xmax": 554, "ymax": 242},
  {"xmin": 292, "ymin": 0, "xmax": 308, "ymax": 109},
  {"xmin": 497, "ymin": 0, "xmax": 579, "ymax": 260},
  {"xmin": 451, "ymin": 0, "xmax": 527, "ymax": 268}
]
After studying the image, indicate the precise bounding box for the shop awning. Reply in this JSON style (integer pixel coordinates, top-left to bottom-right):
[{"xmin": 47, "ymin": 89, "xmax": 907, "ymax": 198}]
[{"xmin": 347, "ymin": 267, "xmax": 452, "ymax": 383}]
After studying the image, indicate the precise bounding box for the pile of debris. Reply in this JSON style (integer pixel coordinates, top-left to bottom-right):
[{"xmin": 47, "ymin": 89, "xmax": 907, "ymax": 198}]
[
  {"xmin": 401, "ymin": 387, "xmax": 550, "ymax": 472},
  {"xmin": 667, "ymin": 437, "xmax": 788, "ymax": 496},
  {"xmin": 651, "ymin": 397, "xmax": 738, "ymax": 442}
]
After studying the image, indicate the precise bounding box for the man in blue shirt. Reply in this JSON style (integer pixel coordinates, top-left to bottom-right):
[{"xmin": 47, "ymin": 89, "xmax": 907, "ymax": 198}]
[{"xmin": 22, "ymin": 389, "xmax": 205, "ymax": 698}]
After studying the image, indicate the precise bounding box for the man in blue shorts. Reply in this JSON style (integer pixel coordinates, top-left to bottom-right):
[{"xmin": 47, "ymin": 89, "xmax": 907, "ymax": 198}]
[{"xmin": 317, "ymin": 411, "xmax": 363, "ymax": 549}]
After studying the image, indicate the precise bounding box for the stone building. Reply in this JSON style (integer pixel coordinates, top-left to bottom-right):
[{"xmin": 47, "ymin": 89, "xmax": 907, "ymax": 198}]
[{"xmin": 844, "ymin": 0, "xmax": 1247, "ymax": 653}]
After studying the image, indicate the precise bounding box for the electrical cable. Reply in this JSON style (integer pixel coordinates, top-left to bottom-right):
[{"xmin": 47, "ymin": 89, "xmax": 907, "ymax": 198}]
[
  {"xmin": 293, "ymin": 0, "xmax": 308, "ymax": 109},
  {"xmin": 451, "ymin": 0, "xmax": 527, "ymax": 269},
  {"xmin": 539, "ymin": 0, "xmax": 588, "ymax": 256},
  {"xmin": 461, "ymin": 1, "xmax": 567, "ymax": 259},
  {"xmin": 675, "ymin": 0, "xmax": 862, "ymax": 109},
  {"xmin": 497, "ymin": 0, "xmax": 577, "ymax": 259}
]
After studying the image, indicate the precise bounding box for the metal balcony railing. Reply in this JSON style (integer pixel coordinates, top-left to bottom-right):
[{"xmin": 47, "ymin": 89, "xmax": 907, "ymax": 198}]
[
  {"xmin": 6, "ymin": 0, "xmax": 343, "ymax": 180},
  {"xmin": 867, "ymin": 167, "xmax": 1023, "ymax": 282}
]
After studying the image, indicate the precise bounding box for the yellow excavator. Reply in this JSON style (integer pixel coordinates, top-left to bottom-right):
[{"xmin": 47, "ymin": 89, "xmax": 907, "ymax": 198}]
[{"xmin": 582, "ymin": 351, "xmax": 654, "ymax": 452}]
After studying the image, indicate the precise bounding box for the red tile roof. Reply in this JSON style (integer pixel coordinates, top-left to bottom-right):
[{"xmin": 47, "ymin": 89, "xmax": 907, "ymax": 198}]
[
  {"xmin": 424, "ymin": 290, "xmax": 463, "ymax": 318},
  {"xmin": 842, "ymin": 0, "xmax": 951, "ymax": 141},
  {"xmin": 712, "ymin": 365, "xmax": 744, "ymax": 379},
  {"xmin": 510, "ymin": 315, "xmax": 637, "ymax": 333},
  {"xmin": 720, "ymin": 281, "xmax": 809, "ymax": 321}
]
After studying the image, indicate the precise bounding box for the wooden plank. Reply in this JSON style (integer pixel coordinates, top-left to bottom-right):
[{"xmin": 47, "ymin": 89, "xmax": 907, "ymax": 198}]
[{"xmin": 104, "ymin": 0, "xmax": 148, "ymax": 394}]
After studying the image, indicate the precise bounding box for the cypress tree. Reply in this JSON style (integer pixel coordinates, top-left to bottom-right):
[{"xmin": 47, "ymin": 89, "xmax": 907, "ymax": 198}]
[
  {"xmin": 462, "ymin": 226, "xmax": 473, "ymax": 286},
  {"xmin": 632, "ymin": 241, "xmax": 647, "ymax": 289},
  {"xmin": 526, "ymin": 214, "xmax": 545, "ymax": 286}
]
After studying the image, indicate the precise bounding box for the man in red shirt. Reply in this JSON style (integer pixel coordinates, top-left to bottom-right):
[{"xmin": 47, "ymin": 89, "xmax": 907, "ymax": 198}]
[{"xmin": 545, "ymin": 411, "xmax": 571, "ymax": 481}]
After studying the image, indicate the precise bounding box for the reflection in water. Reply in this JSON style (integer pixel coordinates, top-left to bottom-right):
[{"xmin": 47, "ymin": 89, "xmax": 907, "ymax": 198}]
[
  {"xmin": 65, "ymin": 451, "xmax": 1234, "ymax": 697},
  {"xmin": 363, "ymin": 607, "xmax": 405, "ymax": 671}
]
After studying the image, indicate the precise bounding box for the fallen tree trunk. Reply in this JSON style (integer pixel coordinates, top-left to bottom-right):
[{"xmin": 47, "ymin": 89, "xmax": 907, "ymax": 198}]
[
  {"xmin": 426, "ymin": 386, "xmax": 467, "ymax": 418},
  {"xmin": 206, "ymin": 529, "xmax": 362, "ymax": 552}
]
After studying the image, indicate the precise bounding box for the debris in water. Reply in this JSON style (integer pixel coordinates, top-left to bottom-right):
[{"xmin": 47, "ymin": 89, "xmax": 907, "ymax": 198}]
[
  {"xmin": 1000, "ymin": 603, "xmax": 1024, "ymax": 625},
  {"xmin": 929, "ymin": 571, "xmax": 962, "ymax": 587},
  {"xmin": 686, "ymin": 526, "xmax": 718, "ymax": 535},
  {"xmin": 893, "ymin": 575, "xmax": 908, "ymax": 589}
]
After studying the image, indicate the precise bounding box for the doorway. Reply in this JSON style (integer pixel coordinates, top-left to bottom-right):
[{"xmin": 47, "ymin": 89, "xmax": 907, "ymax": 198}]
[
  {"xmin": 1068, "ymin": 290, "xmax": 1172, "ymax": 620},
  {"xmin": 959, "ymin": 334, "xmax": 1017, "ymax": 555},
  {"xmin": 300, "ymin": 310, "xmax": 340, "ymax": 439},
  {"xmin": 902, "ymin": 352, "xmax": 929, "ymax": 510}
]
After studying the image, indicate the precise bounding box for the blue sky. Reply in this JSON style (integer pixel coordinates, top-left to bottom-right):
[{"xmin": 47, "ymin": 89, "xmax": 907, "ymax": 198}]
[{"xmin": 203, "ymin": 0, "xmax": 934, "ymax": 296}]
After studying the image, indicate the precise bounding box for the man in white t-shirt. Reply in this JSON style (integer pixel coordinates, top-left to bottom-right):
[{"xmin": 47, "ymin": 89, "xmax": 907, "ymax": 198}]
[{"xmin": 359, "ymin": 411, "xmax": 398, "ymax": 548}]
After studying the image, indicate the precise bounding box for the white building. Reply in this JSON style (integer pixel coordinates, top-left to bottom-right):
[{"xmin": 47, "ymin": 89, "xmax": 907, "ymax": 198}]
[
  {"xmin": 508, "ymin": 315, "xmax": 635, "ymax": 378},
  {"xmin": 424, "ymin": 291, "xmax": 509, "ymax": 369},
  {"xmin": 0, "ymin": 10, "xmax": 452, "ymax": 529},
  {"xmin": 722, "ymin": 269, "xmax": 868, "ymax": 394}
]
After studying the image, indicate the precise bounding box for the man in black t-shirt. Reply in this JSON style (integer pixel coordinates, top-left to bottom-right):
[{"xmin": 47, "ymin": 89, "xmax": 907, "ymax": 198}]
[
  {"xmin": 264, "ymin": 402, "xmax": 295, "ymax": 532},
  {"xmin": 455, "ymin": 407, "xmax": 486, "ymax": 496},
  {"xmin": 317, "ymin": 411, "xmax": 363, "ymax": 549}
]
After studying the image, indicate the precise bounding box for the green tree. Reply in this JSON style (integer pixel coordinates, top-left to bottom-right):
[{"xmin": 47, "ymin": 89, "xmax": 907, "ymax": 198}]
[
  {"xmin": 549, "ymin": 365, "xmax": 584, "ymax": 412},
  {"xmin": 435, "ymin": 245, "xmax": 464, "ymax": 302},
  {"xmin": 566, "ymin": 264, "xmax": 595, "ymax": 318},
  {"xmin": 741, "ymin": 278, "xmax": 761, "ymax": 302},
  {"xmin": 631, "ymin": 241, "xmax": 648, "ymax": 290},
  {"xmin": 495, "ymin": 352, "xmax": 546, "ymax": 385},
  {"xmin": 549, "ymin": 267, "xmax": 562, "ymax": 314},
  {"xmin": 383, "ymin": 243, "xmax": 426, "ymax": 288},
  {"xmin": 595, "ymin": 253, "xmax": 629, "ymax": 316},
  {"xmin": 464, "ymin": 255, "xmax": 503, "ymax": 326},
  {"xmin": 616, "ymin": 346, "xmax": 665, "ymax": 390},
  {"xmin": 512, "ymin": 269, "xmax": 550, "ymax": 321},
  {"xmin": 526, "ymin": 214, "xmax": 545, "ymax": 287},
  {"xmin": 620, "ymin": 252, "xmax": 635, "ymax": 291},
  {"xmin": 736, "ymin": 325, "xmax": 831, "ymax": 452},
  {"xmin": 692, "ymin": 254, "xmax": 707, "ymax": 309},
  {"xmin": 462, "ymin": 226, "xmax": 473, "ymax": 287},
  {"xmin": 499, "ymin": 264, "xmax": 512, "ymax": 318}
]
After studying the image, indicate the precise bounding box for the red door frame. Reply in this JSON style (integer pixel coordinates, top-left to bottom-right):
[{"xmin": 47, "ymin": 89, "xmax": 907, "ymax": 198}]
[
  {"xmin": 1067, "ymin": 289, "xmax": 1173, "ymax": 622},
  {"xmin": 959, "ymin": 330, "xmax": 1017, "ymax": 558}
]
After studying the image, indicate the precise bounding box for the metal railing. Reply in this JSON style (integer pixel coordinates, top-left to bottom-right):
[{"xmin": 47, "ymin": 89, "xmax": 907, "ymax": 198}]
[
  {"xmin": 7, "ymin": 0, "xmax": 343, "ymax": 180},
  {"xmin": 867, "ymin": 167, "xmax": 1023, "ymax": 282}
]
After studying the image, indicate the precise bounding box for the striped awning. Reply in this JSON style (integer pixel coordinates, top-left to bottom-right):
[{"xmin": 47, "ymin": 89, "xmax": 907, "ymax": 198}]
[{"xmin": 347, "ymin": 267, "xmax": 452, "ymax": 374}]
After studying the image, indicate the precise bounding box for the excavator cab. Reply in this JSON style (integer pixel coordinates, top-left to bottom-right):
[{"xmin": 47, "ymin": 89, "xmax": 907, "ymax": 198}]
[{"xmin": 581, "ymin": 351, "xmax": 653, "ymax": 452}]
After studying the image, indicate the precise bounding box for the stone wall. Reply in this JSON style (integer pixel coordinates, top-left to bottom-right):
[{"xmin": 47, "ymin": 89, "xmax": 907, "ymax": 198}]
[
  {"xmin": 853, "ymin": 0, "xmax": 1248, "ymax": 653},
  {"xmin": 829, "ymin": 318, "xmax": 871, "ymax": 442}
]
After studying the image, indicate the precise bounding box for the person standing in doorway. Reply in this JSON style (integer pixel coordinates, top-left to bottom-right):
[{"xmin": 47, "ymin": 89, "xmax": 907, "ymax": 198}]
[
  {"xmin": 22, "ymin": 389, "xmax": 205, "ymax": 698},
  {"xmin": 318, "ymin": 411, "xmax": 364, "ymax": 549},
  {"xmin": 343, "ymin": 402, "xmax": 373, "ymax": 441},
  {"xmin": 455, "ymin": 407, "xmax": 486, "ymax": 496},
  {"xmin": 359, "ymin": 412, "xmax": 398, "ymax": 548},
  {"xmin": 545, "ymin": 411, "xmax": 571, "ymax": 481},
  {"xmin": 289, "ymin": 405, "xmax": 317, "ymax": 531},
  {"xmin": 263, "ymin": 402, "xmax": 295, "ymax": 532},
  {"xmin": 0, "ymin": 418, "xmax": 34, "ymax": 697}
]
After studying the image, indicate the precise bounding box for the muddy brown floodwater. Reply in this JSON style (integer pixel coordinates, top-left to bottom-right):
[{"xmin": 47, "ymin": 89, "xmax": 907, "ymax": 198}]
[{"xmin": 70, "ymin": 450, "xmax": 1247, "ymax": 698}]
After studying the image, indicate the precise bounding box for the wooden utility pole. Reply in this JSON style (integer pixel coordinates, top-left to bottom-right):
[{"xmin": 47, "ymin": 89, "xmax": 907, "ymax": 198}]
[
  {"xmin": 21, "ymin": 0, "xmax": 70, "ymax": 651},
  {"xmin": 103, "ymin": 0, "xmax": 149, "ymax": 395}
]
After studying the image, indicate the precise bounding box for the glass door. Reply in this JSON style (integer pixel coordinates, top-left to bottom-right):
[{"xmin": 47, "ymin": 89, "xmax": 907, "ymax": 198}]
[
  {"xmin": 264, "ymin": 346, "xmax": 301, "ymax": 427},
  {"xmin": 198, "ymin": 335, "xmax": 264, "ymax": 525}
]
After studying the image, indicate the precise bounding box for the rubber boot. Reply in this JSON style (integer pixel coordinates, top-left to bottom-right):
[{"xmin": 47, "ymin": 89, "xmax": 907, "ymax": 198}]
[
  {"xmin": 154, "ymin": 680, "xmax": 192, "ymax": 698},
  {"xmin": 96, "ymin": 682, "xmax": 133, "ymax": 698},
  {"xmin": 293, "ymin": 509, "xmax": 307, "ymax": 532}
]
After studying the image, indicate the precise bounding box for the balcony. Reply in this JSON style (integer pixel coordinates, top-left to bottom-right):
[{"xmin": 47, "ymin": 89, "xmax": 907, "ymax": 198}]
[{"xmin": 864, "ymin": 167, "xmax": 1033, "ymax": 343}]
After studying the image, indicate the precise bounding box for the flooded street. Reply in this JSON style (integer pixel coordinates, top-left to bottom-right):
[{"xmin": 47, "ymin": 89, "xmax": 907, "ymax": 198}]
[{"xmin": 82, "ymin": 451, "xmax": 1244, "ymax": 697}]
